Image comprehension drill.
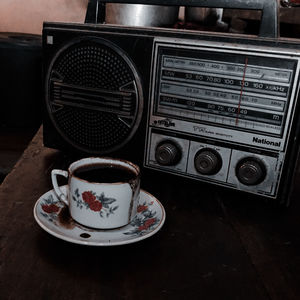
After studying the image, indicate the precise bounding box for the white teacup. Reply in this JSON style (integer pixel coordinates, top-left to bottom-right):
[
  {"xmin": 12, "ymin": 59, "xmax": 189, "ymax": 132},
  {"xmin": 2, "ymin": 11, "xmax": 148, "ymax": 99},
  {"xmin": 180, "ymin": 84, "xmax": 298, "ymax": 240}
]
[{"xmin": 51, "ymin": 157, "xmax": 140, "ymax": 229}]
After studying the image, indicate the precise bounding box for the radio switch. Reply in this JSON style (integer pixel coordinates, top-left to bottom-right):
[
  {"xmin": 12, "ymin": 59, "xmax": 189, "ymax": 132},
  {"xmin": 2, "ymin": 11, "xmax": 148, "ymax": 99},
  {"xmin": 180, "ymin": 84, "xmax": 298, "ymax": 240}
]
[
  {"xmin": 194, "ymin": 149, "xmax": 222, "ymax": 175},
  {"xmin": 155, "ymin": 141, "xmax": 181, "ymax": 166},
  {"xmin": 236, "ymin": 158, "xmax": 266, "ymax": 186}
]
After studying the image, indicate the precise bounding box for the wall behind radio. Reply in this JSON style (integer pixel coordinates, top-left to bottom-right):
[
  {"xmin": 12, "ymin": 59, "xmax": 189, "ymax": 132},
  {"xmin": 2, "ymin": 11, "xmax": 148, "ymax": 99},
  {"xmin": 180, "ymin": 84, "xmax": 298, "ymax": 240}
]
[
  {"xmin": 0, "ymin": 0, "xmax": 87, "ymax": 182},
  {"xmin": 0, "ymin": 0, "xmax": 88, "ymax": 34}
]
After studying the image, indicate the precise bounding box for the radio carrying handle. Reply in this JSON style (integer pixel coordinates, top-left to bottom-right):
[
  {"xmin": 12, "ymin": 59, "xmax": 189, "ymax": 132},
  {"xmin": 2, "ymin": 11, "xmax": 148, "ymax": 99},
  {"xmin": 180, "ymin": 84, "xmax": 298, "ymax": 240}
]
[{"xmin": 85, "ymin": 0, "xmax": 278, "ymax": 38}]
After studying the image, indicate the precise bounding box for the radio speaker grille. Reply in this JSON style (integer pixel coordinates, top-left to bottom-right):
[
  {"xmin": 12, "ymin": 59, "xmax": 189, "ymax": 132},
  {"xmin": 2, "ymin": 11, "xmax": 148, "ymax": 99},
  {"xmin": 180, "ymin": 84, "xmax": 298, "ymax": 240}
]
[{"xmin": 46, "ymin": 38, "xmax": 143, "ymax": 153}]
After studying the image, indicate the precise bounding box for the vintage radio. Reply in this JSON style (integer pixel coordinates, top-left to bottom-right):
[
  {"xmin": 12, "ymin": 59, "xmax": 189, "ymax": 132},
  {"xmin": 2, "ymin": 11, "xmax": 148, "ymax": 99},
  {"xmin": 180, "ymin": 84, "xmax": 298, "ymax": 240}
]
[{"xmin": 43, "ymin": 0, "xmax": 300, "ymax": 204}]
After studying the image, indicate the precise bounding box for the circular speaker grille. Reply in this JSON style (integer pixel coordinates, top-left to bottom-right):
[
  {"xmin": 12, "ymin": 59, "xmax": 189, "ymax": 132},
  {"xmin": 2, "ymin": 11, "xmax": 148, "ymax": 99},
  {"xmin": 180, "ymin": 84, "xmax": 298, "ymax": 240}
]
[{"xmin": 46, "ymin": 37, "xmax": 143, "ymax": 154}]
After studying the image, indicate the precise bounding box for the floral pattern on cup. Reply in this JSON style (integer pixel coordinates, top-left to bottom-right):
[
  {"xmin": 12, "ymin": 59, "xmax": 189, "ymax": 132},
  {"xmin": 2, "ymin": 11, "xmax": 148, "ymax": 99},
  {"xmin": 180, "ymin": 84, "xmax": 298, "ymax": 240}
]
[
  {"xmin": 40, "ymin": 194, "xmax": 63, "ymax": 224},
  {"xmin": 39, "ymin": 192, "xmax": 161, "ymax": 238},
  {"xmin": 124, "ymin": 200, "xmax": 158, "ymax": 236},
  {"xmin": 72, "ymin": 188, "xmax": 119, "ymax": 218}
]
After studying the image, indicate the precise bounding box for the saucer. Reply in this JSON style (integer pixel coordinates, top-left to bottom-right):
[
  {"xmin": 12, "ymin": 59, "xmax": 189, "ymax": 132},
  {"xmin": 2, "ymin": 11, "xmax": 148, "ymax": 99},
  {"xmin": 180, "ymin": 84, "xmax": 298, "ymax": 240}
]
[{"xmin": 33, "ymin": 186, "xmax": 165, "ymax": 246}]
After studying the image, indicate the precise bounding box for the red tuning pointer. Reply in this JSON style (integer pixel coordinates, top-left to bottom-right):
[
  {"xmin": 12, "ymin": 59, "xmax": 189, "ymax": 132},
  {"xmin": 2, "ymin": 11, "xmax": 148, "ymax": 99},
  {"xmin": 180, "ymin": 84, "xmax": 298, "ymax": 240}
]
[{"xmin": 235, "ymin": 57, "xmax": 248, "ymax": 126}]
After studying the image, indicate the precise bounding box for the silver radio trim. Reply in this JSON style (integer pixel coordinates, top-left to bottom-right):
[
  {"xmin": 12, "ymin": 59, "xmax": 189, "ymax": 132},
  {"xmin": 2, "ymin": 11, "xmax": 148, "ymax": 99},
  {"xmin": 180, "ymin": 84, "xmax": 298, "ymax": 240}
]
[
  {"xmin": 148, "ymin": 37, "xmax": 300, "ymax": 151},
  {"xmin": 144, "ymin": 37, "xmax": 300, "ymax": 199}
]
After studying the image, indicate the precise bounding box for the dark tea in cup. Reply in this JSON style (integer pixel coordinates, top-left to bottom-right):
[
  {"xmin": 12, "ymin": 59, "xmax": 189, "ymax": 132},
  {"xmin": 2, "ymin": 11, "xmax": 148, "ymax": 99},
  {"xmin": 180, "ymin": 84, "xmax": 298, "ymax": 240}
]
[{"xmin": 73, "ymin": 163, "xmax": 137, "ymax": 183}]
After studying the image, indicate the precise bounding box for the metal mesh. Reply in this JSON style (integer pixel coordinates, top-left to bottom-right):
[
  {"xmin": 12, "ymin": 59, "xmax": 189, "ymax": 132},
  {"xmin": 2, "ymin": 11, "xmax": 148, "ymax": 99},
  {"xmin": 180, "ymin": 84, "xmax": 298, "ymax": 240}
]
[{"xmin": 47, "ymin": 39, "xmax": 140, "ymax": 153}]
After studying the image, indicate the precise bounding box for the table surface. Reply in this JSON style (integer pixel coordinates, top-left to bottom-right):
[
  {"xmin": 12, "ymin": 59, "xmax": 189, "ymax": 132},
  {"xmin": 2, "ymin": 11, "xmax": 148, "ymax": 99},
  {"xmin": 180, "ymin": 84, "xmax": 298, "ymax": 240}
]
[{"xmin": 1, "ymin": 127, "xmax": 300, "ymax": 300}]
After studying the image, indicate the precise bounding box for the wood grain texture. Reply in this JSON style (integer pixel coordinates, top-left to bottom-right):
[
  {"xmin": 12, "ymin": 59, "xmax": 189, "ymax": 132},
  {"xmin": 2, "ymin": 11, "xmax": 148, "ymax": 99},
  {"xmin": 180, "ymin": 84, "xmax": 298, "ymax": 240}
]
[{"xmin": 0, "ymin": 127, "xmax": 299, "ymax": 299}]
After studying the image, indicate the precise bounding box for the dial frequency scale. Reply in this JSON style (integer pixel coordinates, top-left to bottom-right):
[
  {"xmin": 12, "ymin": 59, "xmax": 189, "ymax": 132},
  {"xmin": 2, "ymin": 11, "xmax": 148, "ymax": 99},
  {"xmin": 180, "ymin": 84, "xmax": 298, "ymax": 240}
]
[{"xmin": 145, "ymin": 37, "xmax": 299, "ymax": 201}]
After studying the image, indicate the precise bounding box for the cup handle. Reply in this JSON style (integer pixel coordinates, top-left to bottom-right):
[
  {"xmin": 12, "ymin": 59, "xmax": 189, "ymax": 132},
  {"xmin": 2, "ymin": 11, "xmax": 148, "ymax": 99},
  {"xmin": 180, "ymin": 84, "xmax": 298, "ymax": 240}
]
[{"xmin": 51, "ymin": 169, "xmax": 69, "ymax": 206}]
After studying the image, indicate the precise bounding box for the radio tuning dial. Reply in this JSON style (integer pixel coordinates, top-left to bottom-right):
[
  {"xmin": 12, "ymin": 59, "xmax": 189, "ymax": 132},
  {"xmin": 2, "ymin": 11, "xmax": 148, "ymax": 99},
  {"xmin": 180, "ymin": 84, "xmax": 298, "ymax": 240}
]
[
  {"xmin": 194, "ymin": 148, "xmax": 222, "ymax": 175},
  {"xmin": 155, "ymin": 141, "xmax": 181, "ymax": 166},
  {"xmin": 236, "ymin": 158, "xmax": 266, "ymax": 186}
]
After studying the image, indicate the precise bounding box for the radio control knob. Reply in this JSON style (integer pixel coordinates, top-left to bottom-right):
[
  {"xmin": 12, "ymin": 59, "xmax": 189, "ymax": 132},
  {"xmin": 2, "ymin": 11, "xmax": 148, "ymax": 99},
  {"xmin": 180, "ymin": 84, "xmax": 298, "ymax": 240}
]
[
  {"xmin": 194, "ymin": 149, "xmax": 222, "ymax": 175},
  {"xmin": 236, "ymin": 158, "xmax": 266, "ymax": 186},
  {"xmin": 155, "ymin": 141, "xmax": 181, "ymax": 166}
]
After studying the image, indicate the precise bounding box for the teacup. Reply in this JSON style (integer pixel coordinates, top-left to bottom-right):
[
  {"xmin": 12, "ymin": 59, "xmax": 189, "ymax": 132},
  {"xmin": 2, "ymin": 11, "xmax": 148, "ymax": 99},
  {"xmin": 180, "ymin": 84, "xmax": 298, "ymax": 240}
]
[{"xmin": 51, "ymin": 157, "xmax": 140, "ymax": 229}]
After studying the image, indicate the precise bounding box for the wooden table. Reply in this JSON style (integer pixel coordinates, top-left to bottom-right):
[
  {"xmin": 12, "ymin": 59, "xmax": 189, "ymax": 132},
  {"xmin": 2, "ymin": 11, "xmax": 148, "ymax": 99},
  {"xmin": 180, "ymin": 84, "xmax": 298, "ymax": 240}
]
[{"xmin": 1, "ymin": 127, "xmax": 300, "ymax": 300}]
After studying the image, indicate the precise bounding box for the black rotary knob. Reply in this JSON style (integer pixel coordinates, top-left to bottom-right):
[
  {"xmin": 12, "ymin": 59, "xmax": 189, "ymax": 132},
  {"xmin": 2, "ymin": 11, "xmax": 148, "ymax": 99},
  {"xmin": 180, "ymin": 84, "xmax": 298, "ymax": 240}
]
[
  {"xmin": 194, "ymin": 148, "xmax": 222, "ymax": 175},
  {"xmin": 155, "ymin": 141, "xmax": 181, "ymax": 166},
  {"xmin": 236, "ymin": 157, "xmax": 266, "ymax": 186}
]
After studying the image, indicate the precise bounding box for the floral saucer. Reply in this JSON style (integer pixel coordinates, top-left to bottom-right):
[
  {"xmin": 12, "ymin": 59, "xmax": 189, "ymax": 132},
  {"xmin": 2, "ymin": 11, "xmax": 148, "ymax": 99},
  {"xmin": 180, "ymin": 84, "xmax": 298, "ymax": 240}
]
[{"xmin": 33, "ymin": 186, "xmax": 165, "ymax": 246}]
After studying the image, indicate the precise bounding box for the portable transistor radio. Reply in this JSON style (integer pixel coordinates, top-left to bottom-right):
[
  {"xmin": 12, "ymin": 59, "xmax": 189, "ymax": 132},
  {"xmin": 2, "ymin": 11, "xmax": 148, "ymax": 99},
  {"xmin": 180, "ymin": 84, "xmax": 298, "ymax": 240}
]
[{"xmin": 43, "ymin": 0, "xmax": 300, "ymax": 204}]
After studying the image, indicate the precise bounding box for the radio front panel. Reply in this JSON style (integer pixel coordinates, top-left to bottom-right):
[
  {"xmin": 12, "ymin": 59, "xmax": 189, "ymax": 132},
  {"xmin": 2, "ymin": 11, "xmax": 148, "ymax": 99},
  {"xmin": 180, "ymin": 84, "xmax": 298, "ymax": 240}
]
[
  {"xmin": 43, "ymin": 22, "xmax": 300, "ymax": 202},
  {"xmin": 145, "ymin": 37, "xmax": 300, "ymax": 199}
]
